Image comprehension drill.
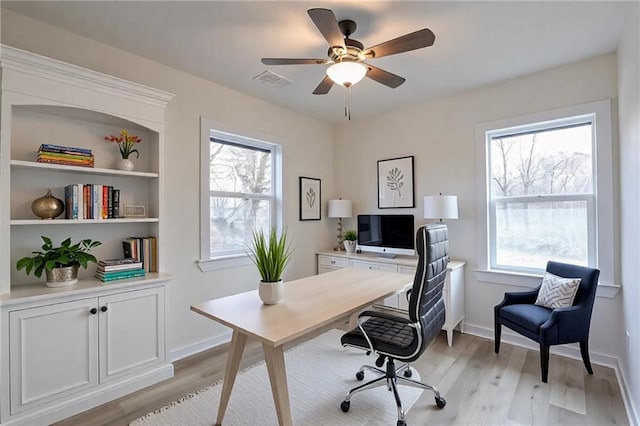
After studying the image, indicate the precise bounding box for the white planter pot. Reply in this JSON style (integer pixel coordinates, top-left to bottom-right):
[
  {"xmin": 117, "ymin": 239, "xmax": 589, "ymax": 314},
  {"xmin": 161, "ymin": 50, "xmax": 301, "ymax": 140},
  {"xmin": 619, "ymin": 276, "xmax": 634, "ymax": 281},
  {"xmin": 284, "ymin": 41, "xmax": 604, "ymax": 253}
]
[
  {"xmin": 45, "ymin": 265, "xmax": 79, "ymax": 288},
  {"xmin": 117, "ymin": 158, "xmax": 134, "ymax": 171},
  {"xmin": 259, "ymin": 280, "xmax": 284, "ymax": 305},
  {"xmin": 344, "ymin": 240, "xmax": 357, "ymax": 253}
]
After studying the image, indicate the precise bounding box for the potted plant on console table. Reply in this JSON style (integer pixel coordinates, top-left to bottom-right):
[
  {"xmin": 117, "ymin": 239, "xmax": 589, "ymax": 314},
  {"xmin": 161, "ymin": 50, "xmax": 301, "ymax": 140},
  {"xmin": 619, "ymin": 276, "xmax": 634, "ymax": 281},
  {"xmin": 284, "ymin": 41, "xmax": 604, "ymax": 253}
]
[
  {"xmin": 16, "ymin": 236, "xmax": 102, "ymax": 287},
  {"xmin": 343, "ymin": 229, "xmax": 357, "ymax": 253},
  {"xmin": 248, "ymin": 228, "xmax": 293, "ymax": 305}
]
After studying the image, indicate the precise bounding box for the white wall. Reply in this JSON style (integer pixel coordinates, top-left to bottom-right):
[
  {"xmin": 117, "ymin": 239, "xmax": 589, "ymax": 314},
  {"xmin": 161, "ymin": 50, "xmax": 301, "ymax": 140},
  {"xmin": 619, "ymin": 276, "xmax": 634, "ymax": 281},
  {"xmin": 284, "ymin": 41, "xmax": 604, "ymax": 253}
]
[
  {"xmin": 334, "ymin": 54, "xmax": 624, "ymax": 363},
  {"xmin": 0, "ymin": 9, "xmax": 336, "ymax": 356},
  {"xmin": 617, "ymin": 1, "xmax": 640, "ymax": 423}
]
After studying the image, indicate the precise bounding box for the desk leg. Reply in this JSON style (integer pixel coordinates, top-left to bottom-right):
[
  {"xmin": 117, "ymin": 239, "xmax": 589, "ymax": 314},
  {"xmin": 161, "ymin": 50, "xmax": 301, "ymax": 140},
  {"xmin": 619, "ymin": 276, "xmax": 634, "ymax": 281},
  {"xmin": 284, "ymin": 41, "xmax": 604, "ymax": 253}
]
[
  {"xmin": 263, "ymin": 343, "xmax": 292, "ymax": 426},
  {"xmin": 216, "ymin": 330, "xmax": 248, "ymax": 425}
]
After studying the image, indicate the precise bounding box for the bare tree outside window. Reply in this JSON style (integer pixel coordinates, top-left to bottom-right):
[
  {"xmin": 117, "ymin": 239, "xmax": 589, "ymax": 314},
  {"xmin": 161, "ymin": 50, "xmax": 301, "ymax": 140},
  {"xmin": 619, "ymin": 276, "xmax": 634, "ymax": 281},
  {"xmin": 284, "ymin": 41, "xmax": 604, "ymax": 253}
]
[
  {"xmin": 489, "ymin": 123, "xmax": 594, "ymax": 271},
  {"xmin": 209, "ymin": 140, "xmax": 273, "ymax": 256}
]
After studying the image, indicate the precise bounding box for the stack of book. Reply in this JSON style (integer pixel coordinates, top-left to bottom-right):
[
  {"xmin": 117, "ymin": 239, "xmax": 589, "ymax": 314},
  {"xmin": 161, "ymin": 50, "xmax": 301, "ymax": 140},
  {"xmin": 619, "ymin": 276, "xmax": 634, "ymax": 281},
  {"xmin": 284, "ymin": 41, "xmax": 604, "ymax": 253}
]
[
  {"xmin": 37, "ymin": 144, "xmax": 95, "ymax": 167},
  {"xmin": 95, "ymin": 258, "xmax": 145, "ymax": 282},
  {"xmin": 64, "ymin": 184, "xmax": 120, "ymax": 219},
  {"xmin": 122, "ymin": 237, "xmax": 158, "ymax": 272}
]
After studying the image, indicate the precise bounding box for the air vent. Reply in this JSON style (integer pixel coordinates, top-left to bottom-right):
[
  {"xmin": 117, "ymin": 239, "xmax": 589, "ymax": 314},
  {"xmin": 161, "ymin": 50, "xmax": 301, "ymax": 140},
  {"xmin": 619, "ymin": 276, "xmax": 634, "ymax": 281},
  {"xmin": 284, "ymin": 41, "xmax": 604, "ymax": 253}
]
[{"xmin": 253, "ymin": 70, "xmax": 292, "ymax": 88}]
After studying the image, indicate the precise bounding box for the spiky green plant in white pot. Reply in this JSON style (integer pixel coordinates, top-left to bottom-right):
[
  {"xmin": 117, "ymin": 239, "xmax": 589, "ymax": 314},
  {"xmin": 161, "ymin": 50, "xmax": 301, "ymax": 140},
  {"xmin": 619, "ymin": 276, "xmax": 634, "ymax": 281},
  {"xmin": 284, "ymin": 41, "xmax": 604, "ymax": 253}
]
[{"xmin": 247, "ymin": 228, "xmax": 293, "ymax": 305}]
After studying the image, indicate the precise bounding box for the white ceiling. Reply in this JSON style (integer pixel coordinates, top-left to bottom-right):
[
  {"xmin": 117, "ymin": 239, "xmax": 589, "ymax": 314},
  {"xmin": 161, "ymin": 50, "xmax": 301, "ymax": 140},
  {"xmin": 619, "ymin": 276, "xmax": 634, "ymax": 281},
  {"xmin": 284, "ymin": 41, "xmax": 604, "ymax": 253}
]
[{"xmin": 2, "ymin": 1, "xmax": 626, "ymax": 124}]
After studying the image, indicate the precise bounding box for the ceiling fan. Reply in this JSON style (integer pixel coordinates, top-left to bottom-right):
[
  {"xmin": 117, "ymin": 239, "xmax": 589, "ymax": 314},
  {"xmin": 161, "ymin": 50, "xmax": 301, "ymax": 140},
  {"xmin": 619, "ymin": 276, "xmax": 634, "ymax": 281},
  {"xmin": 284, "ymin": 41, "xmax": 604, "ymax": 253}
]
[{"xmin": 261, "ymin": 8, "xmax": 436, "ymax": 95}]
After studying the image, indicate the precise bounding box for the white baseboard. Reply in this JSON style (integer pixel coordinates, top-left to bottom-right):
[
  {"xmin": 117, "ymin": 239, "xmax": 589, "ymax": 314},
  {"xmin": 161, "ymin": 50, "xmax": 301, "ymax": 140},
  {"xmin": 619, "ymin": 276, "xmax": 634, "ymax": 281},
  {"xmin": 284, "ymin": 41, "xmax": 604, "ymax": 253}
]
[
  {"xmin": 462, "ymin": 323, "xmax": 637, "ymax": 425},
  {"xmin": 613, "ymin": 361, "xmax": 640, "ymax": 426},
  {"xmin": 3, "ymin": 363, "xmax": 174, "ymax": 426},
  {"xmin": 169, "ymin": 331, "xmax": 232, "ymax": 362}
]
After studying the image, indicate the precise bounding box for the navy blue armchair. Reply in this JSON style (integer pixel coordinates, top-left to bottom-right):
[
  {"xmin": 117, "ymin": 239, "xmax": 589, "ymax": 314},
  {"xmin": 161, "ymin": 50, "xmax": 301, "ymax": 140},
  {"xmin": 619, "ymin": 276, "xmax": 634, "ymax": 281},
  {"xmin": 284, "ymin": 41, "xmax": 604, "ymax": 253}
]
[{"xmin": 494, "ymin": 261, "xmax": 600, "ymax": 383}]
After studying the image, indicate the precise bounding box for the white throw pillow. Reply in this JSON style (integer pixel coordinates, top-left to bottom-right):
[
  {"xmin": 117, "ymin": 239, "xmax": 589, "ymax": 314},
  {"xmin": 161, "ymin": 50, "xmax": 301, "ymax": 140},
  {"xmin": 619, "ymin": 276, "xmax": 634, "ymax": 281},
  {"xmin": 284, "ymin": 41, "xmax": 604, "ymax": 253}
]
[{"xmin": 535, "ymin": 272, "xmax": 581, "ymax": 309}]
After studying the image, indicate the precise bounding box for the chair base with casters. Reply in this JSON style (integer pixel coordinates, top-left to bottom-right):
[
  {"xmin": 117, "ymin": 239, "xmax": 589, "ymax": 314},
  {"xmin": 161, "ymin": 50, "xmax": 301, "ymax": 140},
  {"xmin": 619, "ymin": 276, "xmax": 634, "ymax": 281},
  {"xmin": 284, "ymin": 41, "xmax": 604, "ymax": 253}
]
[
  {"xmin": 340, "ymin": 355, "xmax": 446, "ymax": 426},
  {"xmin": 494, "ymin": 261, "xmax": 600, "ymax": 383},
  {"xmin": 339, "ymin": 223, "xmax": 450, "ymax": 426}
]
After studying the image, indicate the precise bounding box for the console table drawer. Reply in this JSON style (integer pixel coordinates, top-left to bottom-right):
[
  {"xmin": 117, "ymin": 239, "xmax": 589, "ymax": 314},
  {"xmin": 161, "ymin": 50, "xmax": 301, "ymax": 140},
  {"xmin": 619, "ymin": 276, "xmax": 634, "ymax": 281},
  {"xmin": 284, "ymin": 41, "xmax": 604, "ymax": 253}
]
[
  {"xmin": 350, "ymin": 260, "xmax": 397, "ymax": 272},
  {"xmin": 318, "ymin": 255, "xmax": 349, "ymax": 269}
]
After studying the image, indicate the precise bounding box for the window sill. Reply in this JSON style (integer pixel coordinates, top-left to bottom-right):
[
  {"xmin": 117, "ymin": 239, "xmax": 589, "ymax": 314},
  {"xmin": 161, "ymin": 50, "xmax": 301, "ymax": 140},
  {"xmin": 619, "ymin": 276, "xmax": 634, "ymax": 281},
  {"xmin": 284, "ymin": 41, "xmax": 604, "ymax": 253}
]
[
  {"xmin": 473, "ymin": 269, "xmax": 621, "ymax": 299},
  {"xmin": 196, "ymin": 254, "xmax": 252, "ymax": 272}
]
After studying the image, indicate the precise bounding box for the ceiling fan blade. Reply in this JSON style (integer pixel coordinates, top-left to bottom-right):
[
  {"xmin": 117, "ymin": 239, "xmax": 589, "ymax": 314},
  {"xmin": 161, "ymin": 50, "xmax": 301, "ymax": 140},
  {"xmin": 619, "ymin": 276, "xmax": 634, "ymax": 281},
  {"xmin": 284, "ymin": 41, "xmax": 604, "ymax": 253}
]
[
  {"xmin": 364, "ymin": 28, "xmax": 435, "ymax": 59},
  {"xmin": 313, "ymin": 75, "xmax": 334, "ymax": 95},
  {"xmin": 365, "ymin": 64, "xmax": 406, "ymax": 88},
  {"xmin": 262, "ymin": 58, "xmax": 329, "ymax": 65},
  {"xmin": 307, "ymin": 8, "xmax": 346, "ymax": 50}
]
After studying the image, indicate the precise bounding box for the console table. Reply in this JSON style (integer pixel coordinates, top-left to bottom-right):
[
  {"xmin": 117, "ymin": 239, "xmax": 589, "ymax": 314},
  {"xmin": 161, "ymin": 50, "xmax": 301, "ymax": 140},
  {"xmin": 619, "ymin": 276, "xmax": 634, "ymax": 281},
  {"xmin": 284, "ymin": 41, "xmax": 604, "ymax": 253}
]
[{"xmin": 316, "ymin": 251, "xmax": 465, "ymax": 346}]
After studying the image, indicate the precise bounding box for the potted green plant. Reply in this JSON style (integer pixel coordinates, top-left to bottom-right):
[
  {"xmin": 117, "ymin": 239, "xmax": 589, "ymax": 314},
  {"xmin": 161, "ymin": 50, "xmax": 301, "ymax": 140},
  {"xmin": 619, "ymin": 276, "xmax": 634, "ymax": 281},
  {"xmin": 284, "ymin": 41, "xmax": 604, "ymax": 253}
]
[
  {"xmin": 16, "ymin": 236, "xmax": 102, "ymax": 287},
  {"xmin": 343, "ymin": 229, "xmax": 357, "ymax": 253},
  {"xmin": 247, "ymin": 227, "xmax": 293, "ymax": 305}
]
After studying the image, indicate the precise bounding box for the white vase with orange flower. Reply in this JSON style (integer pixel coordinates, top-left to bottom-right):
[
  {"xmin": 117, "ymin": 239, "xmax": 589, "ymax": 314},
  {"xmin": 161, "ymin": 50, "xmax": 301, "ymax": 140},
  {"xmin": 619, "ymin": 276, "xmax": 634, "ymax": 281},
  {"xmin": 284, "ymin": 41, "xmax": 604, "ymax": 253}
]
[{"xmin": 105, "ymin": 129, "xmax": 142, "ymax": 171}]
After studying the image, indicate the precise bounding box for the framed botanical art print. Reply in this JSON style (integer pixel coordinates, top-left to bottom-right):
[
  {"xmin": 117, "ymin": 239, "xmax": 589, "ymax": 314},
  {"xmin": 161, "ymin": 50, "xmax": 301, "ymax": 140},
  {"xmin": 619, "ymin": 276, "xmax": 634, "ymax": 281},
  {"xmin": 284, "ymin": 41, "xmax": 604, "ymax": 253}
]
[
  {"xmin": 299, "ymin": 177, "xmax": 321, "ymax": 220},
  {"xmin": 377, "ymin": 156, "xmax": 415, "ymax": 208}
]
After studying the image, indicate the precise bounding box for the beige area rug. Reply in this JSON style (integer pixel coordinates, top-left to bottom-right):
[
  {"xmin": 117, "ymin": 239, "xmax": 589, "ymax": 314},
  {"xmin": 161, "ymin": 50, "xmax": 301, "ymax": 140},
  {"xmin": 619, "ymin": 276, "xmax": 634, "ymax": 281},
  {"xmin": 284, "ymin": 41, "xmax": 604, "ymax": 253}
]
[{"xmin": 132, "ymin": 329, "xmax": 422, "ymax": 425}]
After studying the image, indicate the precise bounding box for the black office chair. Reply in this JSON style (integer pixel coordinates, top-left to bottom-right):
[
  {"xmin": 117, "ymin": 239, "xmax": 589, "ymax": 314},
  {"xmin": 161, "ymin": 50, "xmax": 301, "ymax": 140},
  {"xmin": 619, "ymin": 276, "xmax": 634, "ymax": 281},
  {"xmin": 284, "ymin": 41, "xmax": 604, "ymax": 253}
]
[
  {"xmin": 494, "ymin": 261, "xmax": 600, "ymax": 383},
  {"xmin": 339, "ymin": 224, "xmax": 448, "ymax": 426}
]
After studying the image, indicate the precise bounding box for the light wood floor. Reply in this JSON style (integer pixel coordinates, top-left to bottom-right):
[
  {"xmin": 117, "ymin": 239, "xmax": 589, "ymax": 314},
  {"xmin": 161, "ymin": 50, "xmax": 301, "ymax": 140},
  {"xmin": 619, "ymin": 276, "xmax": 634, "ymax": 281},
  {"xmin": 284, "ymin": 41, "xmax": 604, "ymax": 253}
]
[{"xmin": 57, "ymin": 328, "xmax": 628, "ymax": 426}]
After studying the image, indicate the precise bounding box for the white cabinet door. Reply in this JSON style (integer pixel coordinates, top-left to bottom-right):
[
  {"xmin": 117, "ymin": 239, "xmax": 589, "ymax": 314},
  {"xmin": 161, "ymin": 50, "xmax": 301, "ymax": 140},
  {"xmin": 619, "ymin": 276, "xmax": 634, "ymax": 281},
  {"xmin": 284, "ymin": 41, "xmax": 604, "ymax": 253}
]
[
  {"xmin": 99, "ymin": 287, "xmax": 165, "ymax": 382},
  {"xmin": 9, "ymin": 298, "xmax": 98, "ymax": 414}
]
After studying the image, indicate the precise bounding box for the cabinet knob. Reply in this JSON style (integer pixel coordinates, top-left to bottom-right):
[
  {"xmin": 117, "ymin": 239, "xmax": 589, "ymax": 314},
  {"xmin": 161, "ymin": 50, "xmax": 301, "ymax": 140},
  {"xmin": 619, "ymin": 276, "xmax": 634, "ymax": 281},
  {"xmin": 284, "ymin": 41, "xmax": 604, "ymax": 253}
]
[
  {"xmin": 330, "ymin": 260, "xmax": 335, "ymax": 264},
  {"xmin": 90, "ymin": 308, "xmax": 97, "ymax": 315},
  {"xmin": 101, "ymin": 306, "xmax": 108, "ymax": 312}
]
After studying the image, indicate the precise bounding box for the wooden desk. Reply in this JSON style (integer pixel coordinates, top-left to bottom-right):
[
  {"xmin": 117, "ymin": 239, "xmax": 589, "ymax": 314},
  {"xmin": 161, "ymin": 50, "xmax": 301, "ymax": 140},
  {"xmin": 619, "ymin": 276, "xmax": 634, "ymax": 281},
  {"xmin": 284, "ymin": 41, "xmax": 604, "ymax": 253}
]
[{"xmin": 191, "ymin": 267, "xmax": 413, "ymax": 426}]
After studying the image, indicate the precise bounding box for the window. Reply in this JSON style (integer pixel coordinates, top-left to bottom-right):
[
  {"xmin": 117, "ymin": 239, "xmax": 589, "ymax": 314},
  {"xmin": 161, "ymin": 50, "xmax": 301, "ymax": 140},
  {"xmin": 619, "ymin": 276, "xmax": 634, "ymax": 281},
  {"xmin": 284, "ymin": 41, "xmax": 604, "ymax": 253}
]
[
  {"xmin": 476, "ymin": 100, "xmax": 617, "ymax": 289},
  {"xmin": 488, "ymin": 119, "xmax": 595, "ymax": 273},
  {"xmin": 199, "ymin": 118, "xmax": 282, "ymax": 270}
]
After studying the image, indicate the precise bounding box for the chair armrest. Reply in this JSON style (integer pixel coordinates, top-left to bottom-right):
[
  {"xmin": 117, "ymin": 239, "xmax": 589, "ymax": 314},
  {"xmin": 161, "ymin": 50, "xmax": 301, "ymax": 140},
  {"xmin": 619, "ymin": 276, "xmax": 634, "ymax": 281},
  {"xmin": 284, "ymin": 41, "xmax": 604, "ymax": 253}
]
[
  {"xmin": 495, "ymin": 288, "xmax": 540, "ymax": 309},
  {"xmin": 540, "ymin": 304, "xmax": 586, "ymax": 329},
  {"xmin": 370, "ymin": 304, "xmax": 410, "ymax": 319},
  {"xmin": 358, "ymin": 310, "xmax": 412, "ymax": 324},
  {"xmin": 540, "ymin": 304, "xmax": 591, "ymax": 343}
]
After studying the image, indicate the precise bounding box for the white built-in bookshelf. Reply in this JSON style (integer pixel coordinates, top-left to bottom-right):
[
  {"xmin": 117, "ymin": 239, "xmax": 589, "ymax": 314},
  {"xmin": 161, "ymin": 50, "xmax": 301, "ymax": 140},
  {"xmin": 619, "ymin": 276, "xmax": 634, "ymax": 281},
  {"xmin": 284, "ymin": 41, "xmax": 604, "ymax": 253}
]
[
  {"xmin": 0, "ymin": 45, "xmax": 175, "ymax": 425},
  {"xmin": 1, "ymin": 45, "xmax": 174, "ymax": 292}
]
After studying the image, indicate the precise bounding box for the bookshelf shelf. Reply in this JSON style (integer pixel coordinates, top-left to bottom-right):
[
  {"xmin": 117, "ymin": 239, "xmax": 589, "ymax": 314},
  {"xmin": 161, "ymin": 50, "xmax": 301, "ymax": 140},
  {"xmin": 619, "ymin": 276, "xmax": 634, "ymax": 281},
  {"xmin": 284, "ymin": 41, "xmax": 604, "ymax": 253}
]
[
  {"xmin": 10, "ymin": 160, "xmax": 159, "ymax": 178},
  {"xmin": 10, "ymin": 218, "xmax": 160, "ymax": 226}
]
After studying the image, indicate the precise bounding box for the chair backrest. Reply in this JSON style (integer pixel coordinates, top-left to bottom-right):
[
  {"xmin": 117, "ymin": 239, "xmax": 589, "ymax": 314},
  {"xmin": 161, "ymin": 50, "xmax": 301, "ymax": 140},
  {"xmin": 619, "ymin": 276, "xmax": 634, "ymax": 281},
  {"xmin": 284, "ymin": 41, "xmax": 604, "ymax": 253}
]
[
  {"xmin": 408, "ymin": 224, "xmax": 449, "ymax": 346},
  {"xmin": 546, "ymin": 261, "xmax": 600, "ymax": 309}
]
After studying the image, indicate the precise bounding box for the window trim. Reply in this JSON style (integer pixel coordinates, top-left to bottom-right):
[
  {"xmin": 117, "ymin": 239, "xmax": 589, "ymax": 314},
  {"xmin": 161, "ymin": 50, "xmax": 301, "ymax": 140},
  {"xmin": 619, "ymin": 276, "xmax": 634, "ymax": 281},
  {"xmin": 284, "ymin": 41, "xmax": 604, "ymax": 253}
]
[
  {"xmin": 475, "ymin": 99, "xmax": 619, "ymax": 293},
  {"xmin": 197, "ymin": 117, "xmax": 283, "ymax": 271}
]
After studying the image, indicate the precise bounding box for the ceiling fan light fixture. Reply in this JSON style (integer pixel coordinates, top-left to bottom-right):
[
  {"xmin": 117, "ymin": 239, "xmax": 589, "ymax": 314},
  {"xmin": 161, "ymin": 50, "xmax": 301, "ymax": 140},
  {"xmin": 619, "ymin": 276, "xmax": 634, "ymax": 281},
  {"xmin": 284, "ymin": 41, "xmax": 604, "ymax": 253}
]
[{"xmin": 326, "ymin": 61, "xmax": 367, "ymax": 87}]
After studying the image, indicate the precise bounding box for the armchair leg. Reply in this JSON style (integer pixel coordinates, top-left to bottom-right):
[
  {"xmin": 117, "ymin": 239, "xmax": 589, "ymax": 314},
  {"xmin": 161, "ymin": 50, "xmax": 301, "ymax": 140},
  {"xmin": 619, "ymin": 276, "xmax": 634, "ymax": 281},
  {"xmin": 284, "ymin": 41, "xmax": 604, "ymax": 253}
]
[
  {"xmin": 580, "ymin": 341, "xmax": 594, "ymax": 375},
  {"xmin": 494, "ymin": 321, "xmax": 501, "ymax": 353},
  {"xmin": 540, "ymin": 344, "xmax": 550, "ymax": 383}
]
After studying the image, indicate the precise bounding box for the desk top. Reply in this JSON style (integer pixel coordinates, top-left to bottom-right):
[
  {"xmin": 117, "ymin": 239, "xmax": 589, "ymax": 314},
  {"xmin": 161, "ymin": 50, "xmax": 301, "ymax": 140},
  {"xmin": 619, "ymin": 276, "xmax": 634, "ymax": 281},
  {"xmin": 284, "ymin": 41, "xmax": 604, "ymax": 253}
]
[{"xmin": 191, "ymin": 268, "xmax": 412, "ymax": 347}]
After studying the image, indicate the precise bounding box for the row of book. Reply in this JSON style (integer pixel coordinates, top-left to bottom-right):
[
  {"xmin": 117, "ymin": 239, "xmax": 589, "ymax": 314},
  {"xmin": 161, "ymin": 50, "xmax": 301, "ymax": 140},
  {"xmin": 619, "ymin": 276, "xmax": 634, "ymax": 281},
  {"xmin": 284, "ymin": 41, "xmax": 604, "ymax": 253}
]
[
  {"xmin": 95, "ymin": 258, "xmax": 145, "ymax": 282},
  {"xmin": 37, "ymin": 144, "xmax": 94, "ymax": 168},
  {"xmin": 123, "ymin": 237, "xmax": 158, "ymax": 273},
  {"xmin": 64, "ymin": 184, "xmax": 120, "ymax": 220}
]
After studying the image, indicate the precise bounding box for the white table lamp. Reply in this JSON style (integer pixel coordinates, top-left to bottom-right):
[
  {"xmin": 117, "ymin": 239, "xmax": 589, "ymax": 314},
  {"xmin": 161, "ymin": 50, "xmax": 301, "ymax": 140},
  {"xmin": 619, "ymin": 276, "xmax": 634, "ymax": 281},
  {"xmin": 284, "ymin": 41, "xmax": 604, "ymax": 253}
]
[
  {"xmin": 424, "ymin": 194, "xmax": 458, "ymax": 222},
  {"xmin": 328, "ymin": 199, "xmax": 353, "ymax": 251}
]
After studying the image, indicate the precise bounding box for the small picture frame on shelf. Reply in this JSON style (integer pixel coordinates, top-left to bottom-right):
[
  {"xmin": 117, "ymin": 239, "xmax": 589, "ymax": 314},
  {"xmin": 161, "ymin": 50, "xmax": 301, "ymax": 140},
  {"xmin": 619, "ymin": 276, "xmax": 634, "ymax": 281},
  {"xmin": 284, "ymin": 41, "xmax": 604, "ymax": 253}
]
[{"xmin": 123, "ymin": 205, "xmax": 146, "ymax": 218}]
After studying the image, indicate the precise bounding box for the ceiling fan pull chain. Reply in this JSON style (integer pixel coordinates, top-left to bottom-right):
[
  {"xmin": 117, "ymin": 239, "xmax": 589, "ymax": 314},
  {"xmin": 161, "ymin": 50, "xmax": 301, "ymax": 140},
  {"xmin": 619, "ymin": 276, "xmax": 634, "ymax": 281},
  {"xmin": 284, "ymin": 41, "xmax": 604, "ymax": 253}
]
[
  {"xmin": 347, "ymin": 86, "xmax": 352, "ymax": 120},
  {"xmin": 344, "ymin": 87, "xmax": 348, "ymax": 118}
]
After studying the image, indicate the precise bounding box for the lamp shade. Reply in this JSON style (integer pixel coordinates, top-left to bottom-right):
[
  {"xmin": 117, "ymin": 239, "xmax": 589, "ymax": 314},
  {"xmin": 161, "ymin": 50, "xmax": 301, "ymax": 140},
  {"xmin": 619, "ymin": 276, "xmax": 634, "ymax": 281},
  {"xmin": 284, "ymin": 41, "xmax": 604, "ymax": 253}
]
[
  {"xmin": 328, "ymin": 199, "xmax": 353, "ymax": 218},
  {"xmin": 326, "ymin": 62, "xmax": 367, "ymax": 87},
  {"xmin": 423, "ymin": 195, "xmax": 458, "ymax": 220}
]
